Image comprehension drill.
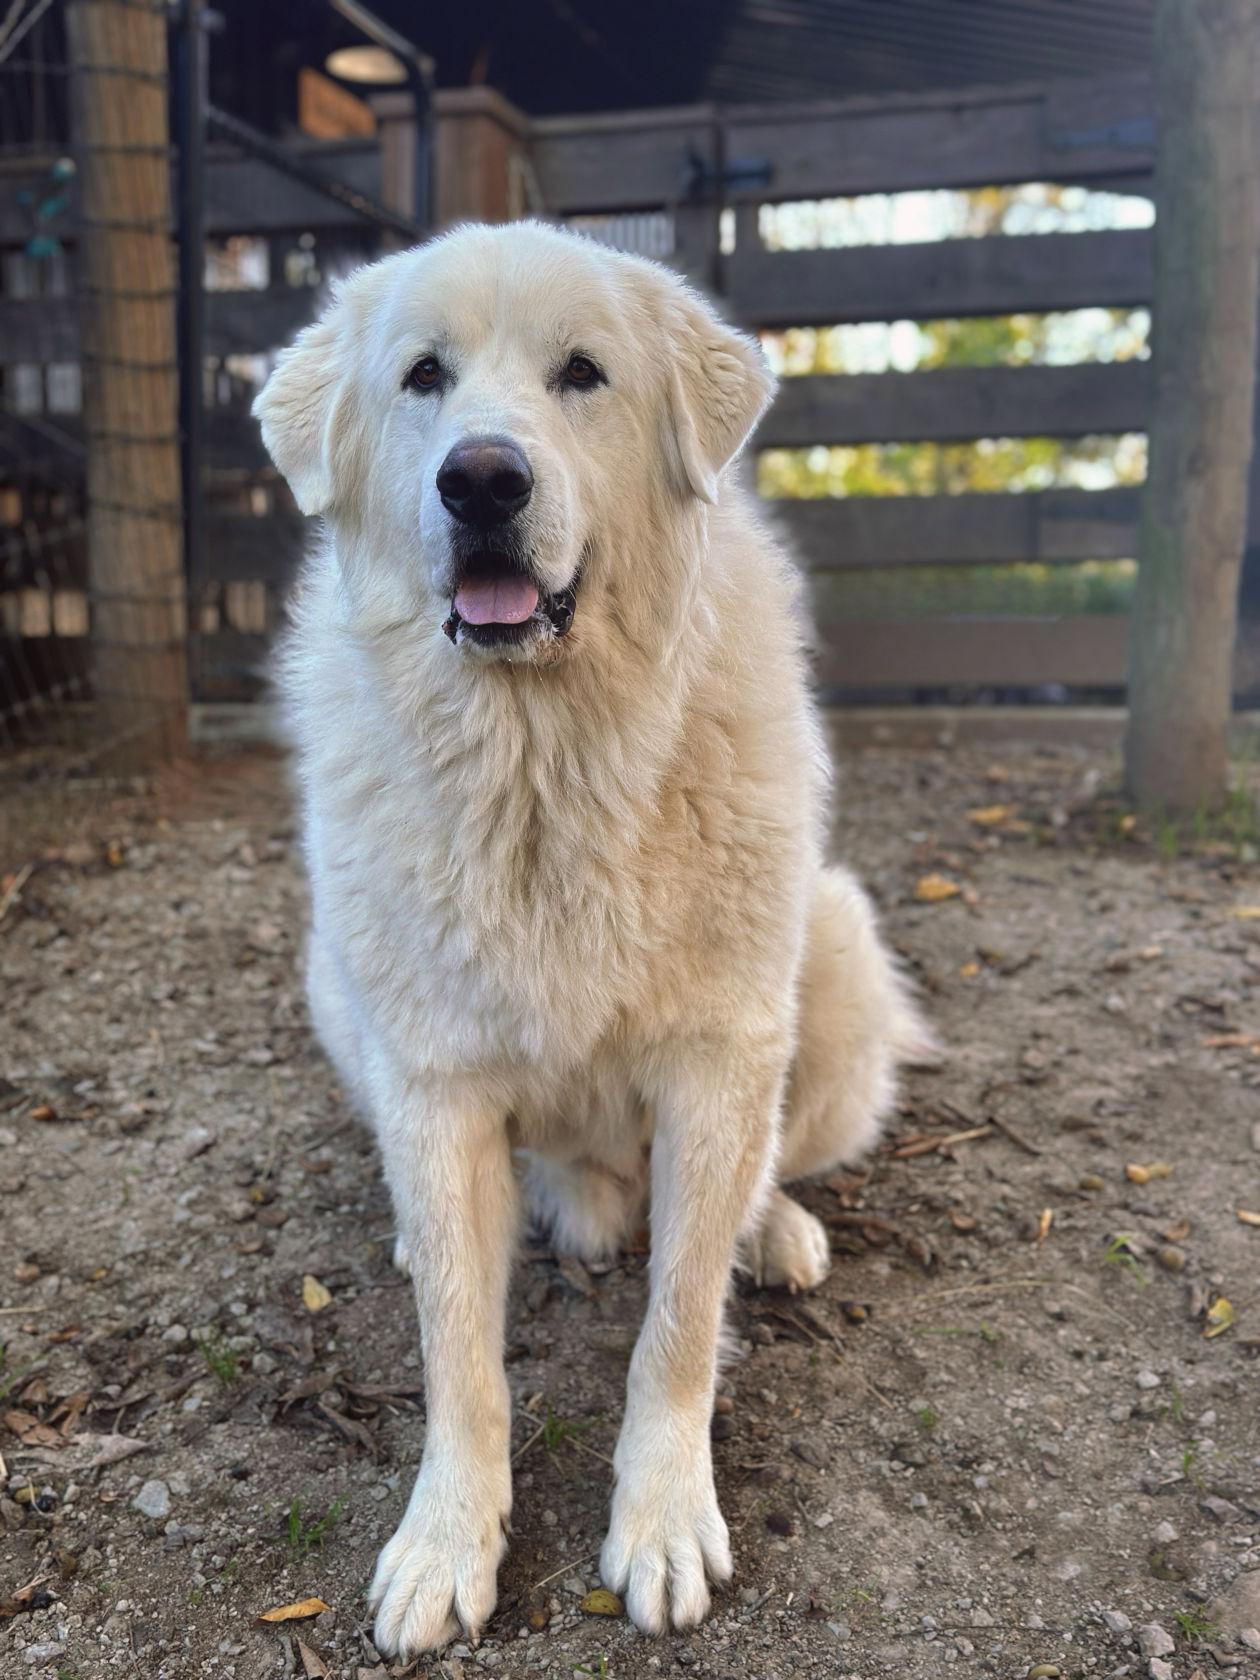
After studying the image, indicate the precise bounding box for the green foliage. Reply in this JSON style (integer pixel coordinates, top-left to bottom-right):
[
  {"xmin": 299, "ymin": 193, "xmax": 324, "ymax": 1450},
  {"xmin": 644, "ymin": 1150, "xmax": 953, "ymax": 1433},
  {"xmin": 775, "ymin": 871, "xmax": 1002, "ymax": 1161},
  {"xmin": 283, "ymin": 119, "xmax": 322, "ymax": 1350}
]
[
  {"xmin": 541, "ymin": 1405, "xmax": 593, "ymax": 1453},
  {"xmin": 0, "ymin": 1344, "xmax": 37, "ymax": 1404},
  {"xmin": 285, "ymin": 1495, "xmax": 346, "ymax": 1556},
  {"xmin": 758, "ymin": 433, "xmax": 1147, "ymax": 502},
  {"xmin": 1173, "ymin": 1607, "xmax": 1217, "ymax": 1642},
  {"xmin": 1102, "ymin": 1234, "xmax": 1147, "ymax": 1286},
  {"xmin": 194, "ymin": 1331, "xmax": 239, "ymax": 1388}
]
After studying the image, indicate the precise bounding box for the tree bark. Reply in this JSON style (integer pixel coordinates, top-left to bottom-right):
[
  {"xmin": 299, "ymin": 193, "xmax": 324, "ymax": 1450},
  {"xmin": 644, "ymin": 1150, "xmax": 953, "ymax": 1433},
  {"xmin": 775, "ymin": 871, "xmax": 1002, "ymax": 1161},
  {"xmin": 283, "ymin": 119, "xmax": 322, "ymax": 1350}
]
[
  {"xmin": 1124, "ymin": 0, "xmax": 1260, "ymax": 813},
  {"xmin": 68, "ymin": 0, "xmax": 187, "ymax": 768}
]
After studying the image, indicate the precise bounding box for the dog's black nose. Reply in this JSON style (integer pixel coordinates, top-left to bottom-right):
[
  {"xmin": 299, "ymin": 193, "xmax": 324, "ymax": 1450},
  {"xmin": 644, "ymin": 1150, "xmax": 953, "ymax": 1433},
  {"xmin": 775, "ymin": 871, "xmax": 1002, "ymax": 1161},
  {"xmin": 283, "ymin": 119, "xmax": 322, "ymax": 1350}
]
[{"xmin": 436, "ymin": 437, "xmax": 533, "ymax": 526}]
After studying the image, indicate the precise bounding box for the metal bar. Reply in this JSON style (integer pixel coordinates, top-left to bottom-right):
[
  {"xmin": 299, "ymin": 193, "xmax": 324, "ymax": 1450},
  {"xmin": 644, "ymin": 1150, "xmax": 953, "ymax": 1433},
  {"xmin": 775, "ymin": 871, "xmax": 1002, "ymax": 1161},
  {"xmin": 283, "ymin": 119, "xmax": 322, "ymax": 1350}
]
[
  {"xmin": 326, "ymin": 0, "xmax": 433, "ymax": 231},
  {"xmin": 204, "ymin": 102, "xmax": 422, "ymax": 239},
  {"xmin": 174, "ymin": 0, "xmax": 206, "ymax": 595}
]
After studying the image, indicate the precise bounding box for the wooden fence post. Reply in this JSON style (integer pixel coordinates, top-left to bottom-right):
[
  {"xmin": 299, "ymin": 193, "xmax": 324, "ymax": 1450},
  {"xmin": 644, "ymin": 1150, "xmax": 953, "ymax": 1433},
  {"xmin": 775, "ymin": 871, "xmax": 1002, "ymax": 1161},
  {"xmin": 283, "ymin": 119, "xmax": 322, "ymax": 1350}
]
[
  {"xmin": 67, "ymin": 0, "xmax": 187, "ymax": 768},
  {"xmin": 431, "ymin": 87, "xmax": 532, "ymax": 225},
  {"xmin": 1124, "ymin": 0, "xmax": 1260, "ymax": 812}
]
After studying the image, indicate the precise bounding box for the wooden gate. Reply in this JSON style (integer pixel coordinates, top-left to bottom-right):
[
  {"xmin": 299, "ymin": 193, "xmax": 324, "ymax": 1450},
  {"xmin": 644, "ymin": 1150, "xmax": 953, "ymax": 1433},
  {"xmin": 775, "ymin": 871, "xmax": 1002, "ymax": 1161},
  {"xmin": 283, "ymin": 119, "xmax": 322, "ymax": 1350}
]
[{"xmin": 4, "ymin": 70, "xmax": 1260, "ymax": 708}]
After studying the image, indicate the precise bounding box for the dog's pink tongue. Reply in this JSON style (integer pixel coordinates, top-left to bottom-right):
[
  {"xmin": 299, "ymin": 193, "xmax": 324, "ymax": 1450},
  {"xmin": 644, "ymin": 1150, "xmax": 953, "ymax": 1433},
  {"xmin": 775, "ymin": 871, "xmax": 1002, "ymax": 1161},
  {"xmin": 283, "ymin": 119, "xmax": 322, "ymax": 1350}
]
[{"xmin": 454, "ymin": 575, "xmax": 539, "ymax": 626}]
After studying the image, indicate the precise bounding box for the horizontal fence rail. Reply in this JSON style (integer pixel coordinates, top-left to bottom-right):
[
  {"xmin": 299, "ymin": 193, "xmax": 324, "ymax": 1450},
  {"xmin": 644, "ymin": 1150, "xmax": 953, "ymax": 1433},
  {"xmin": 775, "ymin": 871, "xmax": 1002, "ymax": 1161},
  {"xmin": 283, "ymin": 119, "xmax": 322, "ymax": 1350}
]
[{"xmin": 3, "ymin": 68, "xmax": 1258, "ymax": 706}]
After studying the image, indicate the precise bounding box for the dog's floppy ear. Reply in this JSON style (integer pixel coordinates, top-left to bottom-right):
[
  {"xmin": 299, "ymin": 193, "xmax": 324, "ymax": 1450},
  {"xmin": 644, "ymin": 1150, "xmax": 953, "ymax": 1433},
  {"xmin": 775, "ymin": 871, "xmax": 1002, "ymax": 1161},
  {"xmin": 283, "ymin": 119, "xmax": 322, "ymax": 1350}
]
[
  {"xmin": 252, "ymin": 290, "xmax": 359, "ymax": 517},
  {"xmin": 664, "ymin": 285, "xmax": 776, "ymax": 505}
]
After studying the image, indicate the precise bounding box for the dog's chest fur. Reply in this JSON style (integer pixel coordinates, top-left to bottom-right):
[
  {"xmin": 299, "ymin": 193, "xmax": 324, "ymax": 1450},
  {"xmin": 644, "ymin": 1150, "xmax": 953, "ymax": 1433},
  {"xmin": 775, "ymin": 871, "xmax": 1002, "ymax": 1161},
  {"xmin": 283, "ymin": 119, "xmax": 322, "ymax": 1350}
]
[{"xmin": 298, "ymin": 641, "xmax": 686, "ymax": 1073}]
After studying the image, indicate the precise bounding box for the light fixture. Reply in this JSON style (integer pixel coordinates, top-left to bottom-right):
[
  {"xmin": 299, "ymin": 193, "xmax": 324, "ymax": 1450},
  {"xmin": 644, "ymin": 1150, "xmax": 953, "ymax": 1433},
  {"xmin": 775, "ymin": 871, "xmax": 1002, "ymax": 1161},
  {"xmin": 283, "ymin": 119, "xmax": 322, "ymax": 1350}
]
[{"xmin": 324, "ymin": 44, "xmax": 407, "ymax": 84}]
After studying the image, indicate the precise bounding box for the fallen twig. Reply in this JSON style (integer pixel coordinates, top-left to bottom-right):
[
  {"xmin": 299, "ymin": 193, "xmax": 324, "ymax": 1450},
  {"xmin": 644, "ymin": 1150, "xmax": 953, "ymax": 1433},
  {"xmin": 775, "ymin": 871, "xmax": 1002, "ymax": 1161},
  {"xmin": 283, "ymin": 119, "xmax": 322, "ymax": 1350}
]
[
  {"xmin": 988, "ymin": 1112, "xmax": 1043, "ymax": 1155},
  {"xmin": 0, "ymin": 863, "xmax": 33, "ymax": 927}
]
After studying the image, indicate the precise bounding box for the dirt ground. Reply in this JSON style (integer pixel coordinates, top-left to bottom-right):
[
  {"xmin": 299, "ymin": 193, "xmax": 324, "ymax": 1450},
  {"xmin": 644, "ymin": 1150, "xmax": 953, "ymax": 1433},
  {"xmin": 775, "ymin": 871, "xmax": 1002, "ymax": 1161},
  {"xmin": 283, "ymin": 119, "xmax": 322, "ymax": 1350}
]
[{"xmin": 2, "ymin": 734, "xmax": 1260, "ymax": 1680}]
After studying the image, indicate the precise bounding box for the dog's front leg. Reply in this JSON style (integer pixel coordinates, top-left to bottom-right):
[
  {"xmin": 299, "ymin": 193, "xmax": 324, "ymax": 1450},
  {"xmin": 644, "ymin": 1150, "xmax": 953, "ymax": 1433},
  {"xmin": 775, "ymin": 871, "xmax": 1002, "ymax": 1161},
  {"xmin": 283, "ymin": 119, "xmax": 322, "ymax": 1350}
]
[
  {"xmin": 601, "ymin": 1037, "xmax": 781, "ymax": 1634},
  {"xmin": 368, "ymin": 1075, "xmax": 516, "ymax": 1660}
]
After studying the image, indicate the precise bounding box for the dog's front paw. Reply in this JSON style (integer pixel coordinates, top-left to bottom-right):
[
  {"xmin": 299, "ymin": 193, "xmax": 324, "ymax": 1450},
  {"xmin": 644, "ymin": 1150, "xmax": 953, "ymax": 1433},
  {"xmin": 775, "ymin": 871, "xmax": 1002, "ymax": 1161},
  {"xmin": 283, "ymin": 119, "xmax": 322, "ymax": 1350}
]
[
  {"xmin": 600, "ymin": 1458, "xmax": 732, "ymax": 1634},
  {"xmin": 369, "ymin": 1468, "xmax": 509, "ymax": 1659}
]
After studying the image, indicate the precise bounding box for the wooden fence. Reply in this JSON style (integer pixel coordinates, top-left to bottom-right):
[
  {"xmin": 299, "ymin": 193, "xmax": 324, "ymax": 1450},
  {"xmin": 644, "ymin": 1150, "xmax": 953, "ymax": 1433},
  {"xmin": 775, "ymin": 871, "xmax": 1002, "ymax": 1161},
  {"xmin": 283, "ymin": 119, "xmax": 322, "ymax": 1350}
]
[{"xmin": 4, "ymin": 70, "xmax": 1260, "ymax": 705}]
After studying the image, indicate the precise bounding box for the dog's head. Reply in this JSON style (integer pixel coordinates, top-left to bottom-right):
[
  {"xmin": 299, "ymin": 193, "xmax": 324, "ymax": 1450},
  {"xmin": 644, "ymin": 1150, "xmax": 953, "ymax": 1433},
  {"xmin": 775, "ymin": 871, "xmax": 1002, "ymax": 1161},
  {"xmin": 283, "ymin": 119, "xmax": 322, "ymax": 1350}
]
[{"xmin": 254, "ymin": 221, "xmax": 774, "ymax": 663}]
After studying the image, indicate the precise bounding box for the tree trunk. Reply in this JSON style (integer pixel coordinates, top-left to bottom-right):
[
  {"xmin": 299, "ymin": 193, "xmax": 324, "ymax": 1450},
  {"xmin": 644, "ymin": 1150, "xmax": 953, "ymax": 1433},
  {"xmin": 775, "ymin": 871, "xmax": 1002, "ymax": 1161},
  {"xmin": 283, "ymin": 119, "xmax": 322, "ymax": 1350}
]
[
  {"xmin": 68, "ymin": 0, "xmax": 187, "ymax": 768},
  {"xmin": 1123, "ymin": 0, "xmax": 1260, "ymax": 813}
]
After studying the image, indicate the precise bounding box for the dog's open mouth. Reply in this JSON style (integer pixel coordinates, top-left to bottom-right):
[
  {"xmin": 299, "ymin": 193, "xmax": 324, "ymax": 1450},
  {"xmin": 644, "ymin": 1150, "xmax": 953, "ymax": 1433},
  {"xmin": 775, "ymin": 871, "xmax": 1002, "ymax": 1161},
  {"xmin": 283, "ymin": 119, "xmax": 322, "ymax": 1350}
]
[{"xmin": 443, "ymin": 553, "xmax": 576, "ymax": 646}]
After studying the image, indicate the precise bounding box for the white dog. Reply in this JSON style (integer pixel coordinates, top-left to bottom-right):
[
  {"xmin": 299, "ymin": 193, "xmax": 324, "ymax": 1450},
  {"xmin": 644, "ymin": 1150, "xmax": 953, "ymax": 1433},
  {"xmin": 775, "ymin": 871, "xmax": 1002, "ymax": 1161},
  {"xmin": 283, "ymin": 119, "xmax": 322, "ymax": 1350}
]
[{"xmin": 254, "ymin": 221, "xmax": 925, "ymax": 1662}]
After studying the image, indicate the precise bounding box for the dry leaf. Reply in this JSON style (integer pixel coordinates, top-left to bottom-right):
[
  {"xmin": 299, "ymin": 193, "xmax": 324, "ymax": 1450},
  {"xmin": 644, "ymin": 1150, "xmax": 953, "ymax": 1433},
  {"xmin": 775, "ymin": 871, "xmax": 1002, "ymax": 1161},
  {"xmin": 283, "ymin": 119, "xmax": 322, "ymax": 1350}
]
[
  {"xmin": 1162, "ymin": 1220, "xmax": 1191, "ymax": 1243},
  {"xmin": 1147, "ymin": 1161, "xmax": 1173, "ymax": 1180},
  {"xmin": 1035, "ymin": 1207, "xmax": 1054, "ymax": 1243},
  {"xmin": 958, "ymin": 960, "xmax": 980, "ymax": 979},
  {"xmin": 1203, "ymin": 1297, "xmax": 1234, "ymax": 1339},
  {"xmin": 1202, "ymin": 1032, "xmax": 1258, "ymax": 1050},
  {"xmin": 579, "ymin": 1588, "xmax": 624, "ymax": 1617},
  {"xmin": 913, "ymin": 873, "xmax": 961, "ymax": 904},
  {"xmin": 3, "ymin": 1409, "xmax": 64, "ymax": 1448},
  {"xmin": 301, "ymin": 1275, "xmax": 332, "ymax": 1314},
  {"xmin": 1125, "ymin": 1163, "xmax": 1150, "ymax": 1185},
  {"xmin": 1229, "ymin": 905, "xmax": 1260, "ymax": 920},
  {"xmin": 967, "ymin": 804, "xmax": 1015, "ymax": 827},
  {"xmin": 256, "ymin": 1597, "xmax": 329, "ymax": 1624},
  {"xmin": 296, "ymin": 1639, "xmax": 330, "ymax": 1678},
  {"xmin": 1238, "ymin": 1209, "xmax": 1260, "ymax": 1227},
  {"xmin": 949, "ymin": 1210, "xmax": 978, "ymax": 1233}
]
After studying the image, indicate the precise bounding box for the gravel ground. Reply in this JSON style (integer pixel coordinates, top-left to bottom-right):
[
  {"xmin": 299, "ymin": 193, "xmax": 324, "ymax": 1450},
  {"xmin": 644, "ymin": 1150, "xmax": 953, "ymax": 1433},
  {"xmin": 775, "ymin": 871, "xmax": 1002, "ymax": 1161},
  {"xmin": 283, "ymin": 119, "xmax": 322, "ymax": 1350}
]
[{"xmin": 2, "ymin": 736, "xmax": 1259, "ymax": 1680}]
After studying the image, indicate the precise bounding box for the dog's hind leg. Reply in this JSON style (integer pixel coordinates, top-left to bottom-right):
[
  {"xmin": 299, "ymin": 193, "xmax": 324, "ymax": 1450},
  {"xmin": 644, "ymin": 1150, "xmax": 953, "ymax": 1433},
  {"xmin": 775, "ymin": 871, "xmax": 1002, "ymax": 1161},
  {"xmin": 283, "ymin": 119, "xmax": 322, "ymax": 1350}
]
[
  {"xmin": 746, "ymin": 866, "xmax": 934, "ymax": 1292},
  {"xmin": 522, "ymin": 1151, "xmax": 647, "ymax": 1264}
]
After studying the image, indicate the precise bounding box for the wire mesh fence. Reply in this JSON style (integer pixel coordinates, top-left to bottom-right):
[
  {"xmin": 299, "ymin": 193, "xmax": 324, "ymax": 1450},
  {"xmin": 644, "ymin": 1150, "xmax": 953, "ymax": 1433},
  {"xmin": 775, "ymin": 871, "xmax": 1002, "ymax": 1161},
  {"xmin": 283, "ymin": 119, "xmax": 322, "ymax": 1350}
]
[{"xmin": 0, "ymin": 0, "xmax": 186, "ymax": 863}]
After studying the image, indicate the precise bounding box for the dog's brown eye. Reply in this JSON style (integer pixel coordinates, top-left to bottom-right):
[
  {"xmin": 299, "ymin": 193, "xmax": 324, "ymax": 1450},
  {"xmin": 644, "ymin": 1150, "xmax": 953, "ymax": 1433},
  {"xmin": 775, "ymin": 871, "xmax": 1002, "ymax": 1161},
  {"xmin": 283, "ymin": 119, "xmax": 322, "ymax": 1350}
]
[
  {"xmin": 564, "ymin": 353, "xmax": 601, "ymax": 387},
  {"xmin": 406, "ymin": 356, "xmax": 442, "ymax": 391}
]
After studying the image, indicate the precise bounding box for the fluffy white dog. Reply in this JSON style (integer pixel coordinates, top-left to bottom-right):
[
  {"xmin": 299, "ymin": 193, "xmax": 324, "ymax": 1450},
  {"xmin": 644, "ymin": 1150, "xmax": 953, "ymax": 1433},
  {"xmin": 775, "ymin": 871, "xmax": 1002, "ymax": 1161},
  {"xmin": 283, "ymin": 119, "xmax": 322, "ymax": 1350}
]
[{"xmin": 254, "ymin": 220, "xmax": 925, "ymax": 1662}]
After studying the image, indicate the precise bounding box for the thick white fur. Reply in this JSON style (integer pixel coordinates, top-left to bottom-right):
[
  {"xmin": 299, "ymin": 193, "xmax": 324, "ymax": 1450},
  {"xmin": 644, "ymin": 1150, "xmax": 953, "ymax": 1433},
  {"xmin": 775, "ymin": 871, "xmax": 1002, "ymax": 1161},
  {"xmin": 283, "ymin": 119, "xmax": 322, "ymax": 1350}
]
[{"xmin": 254, "ymin": 222, "xmax": 927, "ymax": 1660}]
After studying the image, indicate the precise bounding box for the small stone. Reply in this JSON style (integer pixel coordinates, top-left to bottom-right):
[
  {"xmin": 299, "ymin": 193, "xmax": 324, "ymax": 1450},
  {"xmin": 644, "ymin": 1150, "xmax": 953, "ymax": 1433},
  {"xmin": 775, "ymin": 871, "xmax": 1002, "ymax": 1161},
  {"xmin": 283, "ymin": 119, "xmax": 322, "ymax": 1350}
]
[
  {"xmin": 1251, "ymin": 1120, "xmax": 1260, "ymax": 1154},
  {"xmin": 1079, "ymin": 1174, "xmax": 1105, "ymax": 1192},
  {"xmin": 1102, "ymin": 1610, "xmax": 1131, "ymax": 1637},
  {"xmin": 13, "ymin": 1260, "xmax": 39, "ymax": 1284},
  {"xmin": 1147, "ymin": 1661, "xmax": 1173, "ymax": 1680},
  {"xmin": 161, "ymin": 1324, "xmax": 189, "ymax": 1345},
  {"xmin": 24, "ymin": 1644, "xmax": 66, "ymax": 1665},
  {"xmin": 1156, "ymin": 1245, "xmax": 1186, "ymax": 1273},
  {"xmin": 1201, "ymin": 1495, "xmax": 1241, "ymax": 1523},
  {"xmin": 1240, "ymin": 1629, "xmax": 1260, "ymax": 1652},
  {"xmin": 910, "ymin": 1491, "xmax": 928, "ymax": 1510},
  {"xmin": 1136, "ymin": 1624, "xmax": 1174, "ymax": 1659},
  {"xmin": 1135, "ymin": 1370, "xmax": 1161, "ymax": 1390},
  {"xmin": 1151, "ymin": 1520, "xmax": 1177, "ymax": 1545},
  {"xmin": 132, "ymin": 1479, "xmax": 171, "ymax": 1520},
  {"xmin": 1026, "ymin": 1666, "xmax": 1061, "ymax": 1678},
  {"xmin": 181, "ymin": 1124, "xmax": 214, "ymax": 1159},
  {"xmin": 792, "ymin": 1438, "xmax": 828, "ymax": 1470}
]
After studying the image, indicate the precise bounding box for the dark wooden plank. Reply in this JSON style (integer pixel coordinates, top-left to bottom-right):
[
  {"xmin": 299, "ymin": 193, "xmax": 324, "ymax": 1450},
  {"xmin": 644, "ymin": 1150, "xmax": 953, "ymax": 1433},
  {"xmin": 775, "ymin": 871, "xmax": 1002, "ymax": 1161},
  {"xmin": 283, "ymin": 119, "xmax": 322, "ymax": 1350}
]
[
  {"xmin": 813, "ymin": 615, "xmax": 1131, "ymax": 688},
  {"xmin": 191, "ymin": 628, "xmax": 271, "ymax": 701},
  {"xmin": 758, "ymin": 361, "xmax": 1151, "ymax": 448},
  {"xmin": 814, "ymin": 614, "xmax": 1260, "ymax": 693},
  {"xmin": 201, "ymin": 510, "xmax": 308, "ymax": 585},
  {"xmin": 531, "ymin": 107, "xmax": 717, "ymax": 213},
  {"xmin": 0, "ymin": 287, "xmax": 326, "ymax": 366},
  {"xmin": 205, "ymin": 287, "xmax": 323, "ymax": 355},
  {"xmin": 0, "ymin": 141, "xmax": 385, "ymax": 243},
  {"xmin": 775, "ymin": 487, "xmax": 1139, "ymax": 569},
  {"xmin": 725, "ymin": 74, "xmax": 1155, "ymax": 201},
  {"xmin": 731, "ymin": 229, "xmax": 1154, "ymax": 326}
]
